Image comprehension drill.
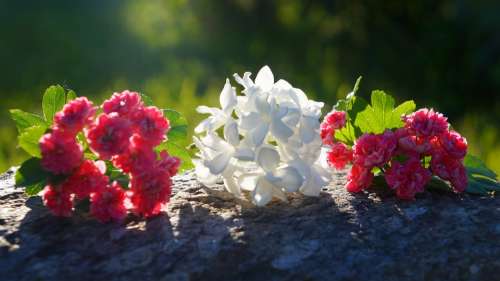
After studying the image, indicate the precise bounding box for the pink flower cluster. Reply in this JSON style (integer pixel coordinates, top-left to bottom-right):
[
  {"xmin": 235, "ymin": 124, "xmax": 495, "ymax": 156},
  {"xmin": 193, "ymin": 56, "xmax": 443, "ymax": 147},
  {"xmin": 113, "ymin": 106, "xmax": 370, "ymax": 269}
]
[
  {"xmin": 320, "ymin": 108, "xmax": 468, "ymax": 200},
  {"xmin": 39, "ymin": 91, "xmax": 180, "ymax": 222}
]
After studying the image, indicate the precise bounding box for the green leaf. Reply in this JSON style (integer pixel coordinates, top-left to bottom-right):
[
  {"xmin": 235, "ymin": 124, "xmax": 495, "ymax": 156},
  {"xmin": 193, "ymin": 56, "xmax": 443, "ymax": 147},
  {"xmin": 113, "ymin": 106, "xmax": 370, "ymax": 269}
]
[
  {"xmin": 464, "ymin": 154, "xmax": 497, "ymax": 179},
  {"xmin": 334, "ymin": 123, "xmax": 356, "ymax": 145},
  {"xmin": 42, "ymin": 85, "xmax": 66, "ymax": 123},
  {"xmin": 352, "ymin": 76, "xmax": 362, "ymax": 95},
  {"xmin": 66, "ymin": 90, "xmax": 77, "ymax": 102},
  {"xmin": 163, "ymin": 109, "xmax": 188, "ymax": 144},
  {"xmin": 464, "ymin": 154, "xmax": 499, "ymax": 195},
  {"xmin": 9, "ymin": 109, "xmax": 47, "ymax": 132},
  {"xmin": 354, "ymin": 90, "xmax": 415, "ymax": 134},
  {"xmin": 156, "ymin": 142, "xmax": 194, "ymax": 172},
  {"xmin": 331, "ymin": 77, "xmax": 368, "ymax": 145},
  {"xmin": 425, "ymin": 176, "xmax": 453, "ymax": 192},
  {"xmin": 18, "ymin": 125, "xmax": 47, "ymax": 157},
  {"xmin": 15, "ymin": 158, "xmax": 49, "ymax": 196},
  {"xmin": 390, "ymin": 101, "xmax": 417, "ymax": 126},
  {"xmin": 140, "ymin": 93, "xmax": 154, "ymax": 106},
  {"xmin": 104, "ymin": 161, "xmax": 130, "ymax": 188}
]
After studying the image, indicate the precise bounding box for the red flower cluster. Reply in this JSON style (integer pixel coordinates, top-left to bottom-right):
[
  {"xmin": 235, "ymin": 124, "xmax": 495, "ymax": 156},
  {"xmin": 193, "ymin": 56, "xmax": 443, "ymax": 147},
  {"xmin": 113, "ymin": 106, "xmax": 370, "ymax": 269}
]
[
  {"xmin": 39, "ymin": 91, "xmax": 180, "ymax": 222},
  {"xmin": 320, "ymin": 110, "xmax": 346, "ymax": 146},
  {"xmin": 321, "ymin": 108, "xmax": 468, "ymax": 200}
]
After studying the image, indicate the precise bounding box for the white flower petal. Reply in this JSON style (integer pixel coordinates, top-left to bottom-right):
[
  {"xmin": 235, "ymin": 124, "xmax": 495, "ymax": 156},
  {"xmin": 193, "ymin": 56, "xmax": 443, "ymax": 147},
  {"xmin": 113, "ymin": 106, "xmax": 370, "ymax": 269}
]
[
  {"xmin": 193, "ymin": 159, "xmax": 219, "ymax": 187},
  {"xmin": 250, "ymin": 123, "xmax": 269, "ymax": 146},
  {"xmin": 274, "ymin": 79, "xmax": 292, "ymax": 90},
  {"xmin": 256, "ymin": 146, "xmax": 280, "ymax": 172},
  {"xmin": 194, "ymin": 117, "xmax": 214, "ymax": 134},
  {"xmin": 270, "ymin": 119, "xmax": 293, "ymax": 142},
  {"xmin": 273, "ymin": 166, "xmax": 303, "ymax": 192},
  {"xmin": 220, "ymin": 79, "xmax": 237, "ymax": 113},
  {"xmin": 224, "ymin": 121, "xmax": 240, "ymax": 146},
  {"xmin": 254, "ymin": 92, "xmax": 271, "ymax": 115},
  {"xmin": 233, "ymin": 72, "xmax": 254, "ymax": 89},
  {"xmin": 205, "ymin": 151, "xmax": 232, "ymax": 174},
  {"xmin": 299, "ymin": 168, "xmax": 328, "ymax": 197},
  {"xmin": 222, "ymin": 167, "xmax": 241, "ymax": 197},
  {"xmin": 252, "ymin": 177, "xmax": 274, "ymax": 206},
  {"xmin": 196, "ymin": 105, "xmax": 219, "ymax": 115},
  {"xmin": 281, "ymin": 107, "xmax": 301, "ymax": 127},
  {"xmin": 300, "ymin": 177, "xmax": 320, "ymax": 197},
  {"xmin": 240, "ymin": 112, "xmax": 262, "ymax": 130},
  {"xmin": 234, "ymin": 147, "xmax": 255, "ymax": 161},
  {"xmin": 299, "ymin": 122, "xmax": 316, "ymax": 144},
  {"xmin": 238, "ymin": 173, "xmax": 260, "ymax": 191},
  {"xmin": 255, "ymin": 65, "xmax": 274, "ymax": 92},
  {"xmin": 201, "ymin": 132, "xmax": 231, "ymax": 151}
]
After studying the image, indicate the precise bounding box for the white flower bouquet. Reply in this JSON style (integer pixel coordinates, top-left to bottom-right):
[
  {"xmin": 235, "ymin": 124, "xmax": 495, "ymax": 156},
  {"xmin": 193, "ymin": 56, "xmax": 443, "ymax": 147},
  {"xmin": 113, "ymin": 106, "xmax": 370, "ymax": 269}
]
[{"xmin": 193, "ymin": 66, "xmax": 330, "ymax": 206}]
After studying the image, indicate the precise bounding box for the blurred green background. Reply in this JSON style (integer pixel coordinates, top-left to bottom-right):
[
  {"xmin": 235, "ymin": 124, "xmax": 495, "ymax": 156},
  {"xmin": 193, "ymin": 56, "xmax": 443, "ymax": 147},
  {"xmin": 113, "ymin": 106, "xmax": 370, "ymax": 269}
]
[{"xmin": 0, "ymin": 0, "xmax": 499, "ymax": 174}]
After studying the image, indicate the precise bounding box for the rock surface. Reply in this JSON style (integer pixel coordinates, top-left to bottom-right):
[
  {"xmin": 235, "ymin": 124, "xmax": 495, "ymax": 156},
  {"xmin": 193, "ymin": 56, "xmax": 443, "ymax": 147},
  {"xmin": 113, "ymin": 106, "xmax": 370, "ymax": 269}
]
[{"xmin": 1, "ymin": 168, "xmax": 500, "ymax": 281}]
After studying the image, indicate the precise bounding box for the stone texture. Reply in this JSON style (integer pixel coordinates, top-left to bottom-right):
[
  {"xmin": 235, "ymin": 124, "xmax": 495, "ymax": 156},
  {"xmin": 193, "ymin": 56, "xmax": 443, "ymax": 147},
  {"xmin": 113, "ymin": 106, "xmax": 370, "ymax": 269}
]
[{"xmin": 1, "ymin": 168, "xmax": 500, "ymax": 281}]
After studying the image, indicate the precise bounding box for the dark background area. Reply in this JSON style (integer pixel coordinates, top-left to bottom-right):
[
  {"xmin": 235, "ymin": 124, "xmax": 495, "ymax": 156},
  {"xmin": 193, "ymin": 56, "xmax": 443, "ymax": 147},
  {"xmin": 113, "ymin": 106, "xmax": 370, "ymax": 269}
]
[{"xmin": 0, "ymin": 0, "xmax": 498, "ymax": 173}]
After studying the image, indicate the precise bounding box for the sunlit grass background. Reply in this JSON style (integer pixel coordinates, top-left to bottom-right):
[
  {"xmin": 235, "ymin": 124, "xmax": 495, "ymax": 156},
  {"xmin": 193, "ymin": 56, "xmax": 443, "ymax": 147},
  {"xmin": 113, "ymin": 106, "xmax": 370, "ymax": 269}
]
[{"xmin": 0, "ymin": 0, "xmax": 499, "ymax": 174}]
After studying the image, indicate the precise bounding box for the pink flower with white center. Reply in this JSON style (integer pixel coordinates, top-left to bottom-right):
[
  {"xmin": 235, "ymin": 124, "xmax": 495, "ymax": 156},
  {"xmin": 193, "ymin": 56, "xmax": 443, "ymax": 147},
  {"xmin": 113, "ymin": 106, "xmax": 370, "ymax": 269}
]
[
  {"xmin": 63, "ymin": 160, "xmax": 108, "ymax": 199},
  {"xmin": 437, "ymin": 130, "xmax": 468, "ymax": 159},
  {"xmin": 129, "ymin": 167, "xmax": 172, "ymax": 218},
  {"xmin": 86, "ymin": 113, "xmax": 133, "ymax": 159},
  {"xmin": 353, "ymin": 130, "xmax": 396, "ymax": 168},
  {"xmin": 345, "ymin": 164, "xmax": 374, "ymax": 193},
  {"xmin": 102, "ymin": 90, "xmax": 143, "ymax": 117},
  {"xmin": 431, "ymin": 155, "xmax": 468, "ymax": 192},
  {"xmin": 90, "ymin": 182, "xmax": 128, "ymax": 223},
  {"xmin": 42, "ymin": 184, "xmax": 73, "ymax": 217},
  {"xmin": 40, "ymin": 130, "xmax": 83, "ymax": 175},
  {"xmin": 403, "ymin": 108, "xmax": 449, "ymax": 137},
  {"xmin": 112, "ymin": 135, "xmax": 157, "ymax": 175},
  {"xmin": 385, "ymin": 158, "xmax": 431, "ymax": 200},
  {"xmin": 131, "ymin": 106, "xmax": 169, "ymax": 146},
  {"xmin": 53, "ymin": 97, "xmax": 96, "ymax": 135},
  {"xmin": 327, "ymin": 142, "xmax": 353, "ymax": 170}
]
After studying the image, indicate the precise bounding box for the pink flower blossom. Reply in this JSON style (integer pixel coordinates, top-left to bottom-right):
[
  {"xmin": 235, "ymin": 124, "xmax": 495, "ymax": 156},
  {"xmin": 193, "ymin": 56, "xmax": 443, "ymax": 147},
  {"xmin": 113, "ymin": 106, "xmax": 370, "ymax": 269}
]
[
  {"xmin": 353, "ymin": 130, "xmax": 396, "ymax": 168},
  {"xmin": 54, "ymin": 97, "xmax": 96, "ymax": 134},
  {"xmin": 112, "ymin": 135, "xmax": 157, "ymax": 174},
  {"xmin": 42, "ymin": 184, "xmax": 73, "ymax": 217},
  {"xmin": 385, "ymin": 158, "xmax": 432, "ymax": 200},
  {"xmin": 102, "ymin": 90, "xmax": 143, "ymax": 117},
  {"xmin": 131, "ymin": 106, "xmax": 169, "ymax": 146},
  {"xmin": 325, "ymin": 110, "xmax": 346, "ymax": 130},
  {"xmin": 345, "ymin": 164, "xmax": 374, "ymax": 193},
  {"xmin": 327, "ymin": 142, "xmax": 353, "ymax": 170},
  {"xmin": 431, "ymin": 155, "xmax": 468, "ymax": 192},
  {"xmin": 437, "ymin": 130, "xmax": 468, "ymax": 159},
  {"xmin": 320, "ymin": 110, "xmax": 346, "ymax": 146},
  {"xmin": 403, "ymin": 108, "xmax": 449, "ymax": 137},
  {"xmin": 63, "ymin": 160, "xmax": 108, "ymax": 199},
  {"xmin": 157, "ymin": 150, "xmax": 181, "ymax": 177},
  {"xmin": 449, "ymin": 164, "xmax": 468, "ymax": 193},
  {"xmin": 395, "ymin": 128, "xmax": 432, "ymax": 156},
  {"xmin": 320, "ymin": 122, "xmax": 335, "ymax": 146},
  {"xmin": 90, "ymin": 182, "xmax": 128, "ymax": 223},
  {"xmin": 86, "ymin": 113, "xmax": 133, "ymax": 159},
  {"xmin": 129, "ymin": 167, "xmax": 172, "ymax": 218},
  {"xmin": 40, "ymin": 131, "xmax": 83, "ymax": 174}
]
